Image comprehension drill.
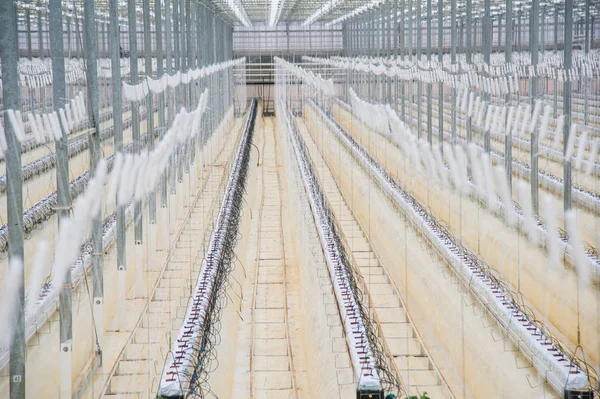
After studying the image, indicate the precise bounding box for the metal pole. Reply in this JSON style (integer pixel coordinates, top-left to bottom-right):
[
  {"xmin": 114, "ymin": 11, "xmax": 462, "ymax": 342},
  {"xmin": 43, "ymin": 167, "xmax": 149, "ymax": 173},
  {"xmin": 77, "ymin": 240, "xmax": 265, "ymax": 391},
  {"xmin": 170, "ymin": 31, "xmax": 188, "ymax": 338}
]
[
  {"xmin": 394, "ymin": 0, "xmax": 398, "ymax": 106},
  {"xmin": 75, "ymin": 15, "xmax": 82, "ymax": 57},
  {"xmin": 438, "ymin": 0, "xmax": 443, "ymax": 154},
  {"xmin": 369, "ymin": 9, "xmax": 374, "ymax": 100},
  {"xmin": 196, "ymin": 4, "xmax": 202, "ymax": 67},
  {"xmin": 530, "ymin": 0, "xmax": 540, "ymax": 215},
  {"xmin": 505, "ymin": 0, "xmax": 513, "ymax": 194},
  {"xmin": 170, "ymin": 0, "xmax": 179, "ymax": 194},
  {"xmin": 26, "ymin": 10, "xmax": 32, "ymax": 60},
  {"xmin": 155, "ymin": 0, "xmax": 167, "ymax": 209},
  {"xmin": 585, "ymin": 0, "xmax": 591, "ymax": 54},
  {"xmin": 50, "ymin": 0, "xmax": 73, "ymax": 395},
  {"xmin": 416, "ymin": 0, "xmax": 422, "ymax": 139},
  {"xmin": 466, "ymin": 0, "xmax": 473, "ymax": 144},
  {"xmin": 173, "ymin": 0, "xmax": 180, "ymax": 113},
  {"xmin": 584, "ymin": 0, "xmax": 590, "ymax": 125},
  {"xmin": 554, "ymin": 6, "xmax": 559, "ymax": 117},
  {"xmin": 459, "ymin": 18, "xmax": 464, "ymax": 54},
  {"xmin": 143, "ymin": 0, "xmax": 156, "ymax": 224},
  {"xmin": 517, "ymin": 10, "xmax": 521, "ymax": 52},
  {"xmin": 67, "ymin": 16, "xmax": 71, "ymax": 59},
  {"xmin": 554, "ymin": 6, "xmax": 559, "ymax": 53},
  {"xmin": 185, "ymin": 0, "xmax": 194, "ymax": 171},
  {"xmin": 38, "ymin": 9, "xmax": 44, "ymax": 59},
  {"xmin": 498, "ymin": 15, "xmax": 502, "ymax": 52},
  {"xmin": 483, "ymin": 0, "xmax": 491, "ymax": 153},
  {"xmin": 540, "ymin": 7, "xmax": 545, "ymax": 54},
  {"xmin": 386, "ymin": 1, "xmax": 392, "ymax": 104},
  {"xmin": 129, "ymin": 0, "xmax": 143, "ymax": 243},
  {"xmin": 564, "ymin": 0, "xmax": 573, "ymax": 213},
  {"xmin": 83, "ymin": 0, "xmax": 103, "ymax": 368},
  {"xmin": 166, "ymin": 0, "xmax": 176, "ymax": 204},
  {"xmin": 109, "ymin": 0, "xmax": 125, "ymax": 332},
  {"xmin": 0, "ymin": 0, "xmax": 25, "ymax": 396},
  {"xmin": 407, "ymin": 1, "xmax": 412, "ymax": 59},
  {"xmin": 451, "ymin": 0, "xmax": 457, "ymax": 145},
  {"xmin": 474, "ymin": 19, "xmax": 477, "ymax": 51},
  {"xmin": 185, "ymin": 0, "xmax": 193, "ymax": 104},
  {"xmin": 466, "ymin": 0, "xmax": 472, "ymax": 63},
  {"xmin": 401, "ymin": 0, "xmax": 406, "ymax": 121},
  {"xmin": 426, "ymin": 0, "xmax": 432, "ymax": 145},
  {"xmin": 165, "ymin": 0, "xmax": 172, "ymax": 123}
]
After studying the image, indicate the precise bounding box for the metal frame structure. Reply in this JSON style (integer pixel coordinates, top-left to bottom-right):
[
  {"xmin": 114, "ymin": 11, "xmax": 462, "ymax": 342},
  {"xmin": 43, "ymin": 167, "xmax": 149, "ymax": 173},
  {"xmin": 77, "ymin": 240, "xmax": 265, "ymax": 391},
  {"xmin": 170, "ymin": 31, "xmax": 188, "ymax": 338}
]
[{"xmin": 1, "ymin": 0, "xmax": 600, "ymax": 398}]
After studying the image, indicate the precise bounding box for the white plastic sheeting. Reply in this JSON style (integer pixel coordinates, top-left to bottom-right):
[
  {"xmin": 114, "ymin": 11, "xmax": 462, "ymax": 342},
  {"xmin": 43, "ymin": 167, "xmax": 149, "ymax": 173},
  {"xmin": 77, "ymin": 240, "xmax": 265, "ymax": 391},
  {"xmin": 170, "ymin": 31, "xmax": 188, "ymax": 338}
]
[{"xmin": 122, "ymin": 58, "xmax": 246, "ymax": 102}]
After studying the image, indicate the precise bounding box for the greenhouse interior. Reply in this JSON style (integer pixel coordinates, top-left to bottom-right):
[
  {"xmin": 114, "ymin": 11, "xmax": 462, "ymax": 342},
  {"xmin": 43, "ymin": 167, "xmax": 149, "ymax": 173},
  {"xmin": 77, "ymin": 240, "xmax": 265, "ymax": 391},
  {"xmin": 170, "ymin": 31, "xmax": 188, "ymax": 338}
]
[{"xmin": 0, "ymin": 0, "xmax": 599, "ymax": 398}]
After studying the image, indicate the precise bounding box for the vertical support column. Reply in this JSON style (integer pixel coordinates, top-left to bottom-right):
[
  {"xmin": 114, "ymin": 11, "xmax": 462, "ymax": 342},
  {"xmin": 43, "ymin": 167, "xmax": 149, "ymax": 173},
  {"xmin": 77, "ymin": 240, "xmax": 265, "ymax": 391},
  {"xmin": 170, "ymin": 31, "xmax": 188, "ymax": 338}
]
[
  {"xmin": 517, "ymin": 10, "xmax": 522, "ymax": 52},
  {"xmin": 75, "ymin": 15, "xmax": 82, "ymax": 57},
  {"xmin": 38, "ymin": 9, "xmax": 44, "ymax": 60},
  {"xmin": 173, "ymin": 0, "xmax": 181, "ymax": 114},
  {"xmin": 144, "ymin": 0, "xmax": 155, "ymax": 223},
  {"xmin": 165, "ymin": 0, "xmax": 175, "ymax": 242},
  {"xmin": 459, "ymin": 18, "xmax": 464, "ymax": 54},
  {"xmin": 83, "ymin": 0, "xmax": 103, "ymax": 365},
  {"xmin": 109, "ymin": 0, "xmax": 126, "ymax": 331},
  {"xmin": 170, "ymin": 0, "xmax": 180, "ymax": 232},
  {"xmin": 155, "ymin": 0, "xmax": 168, "ymax": 233},
  {"xmin": 26, "ymin": 10, "xmax": 33, "ymax": 60},
  {"xmin": 426, "ymin": 0, "xmax": 432, "ymax": 145},
  {"xmin": 451, "ymin": 0, "xmax": 457, "ymax": 145},
  {"xmin": 564, "ymin": 0, "xmax": 573, "ymax": 213},
  {"xmin": 498, "ymin": 15, "xmax": 502, "ymax": 52},
  {"xmin": 143, "ymin": 0, "xmax": 157, "ymax": 272},
  {"xmin": 438, "ymin": 0, "xmax": 444, "ymax": 153},
  {"xmin": 416, "ymin": 0, "xmax": 422, "ymax": 139},
  {"xmin": 128, "ymin": 0, "xmax": 143, "ymax": 297},
  {"xmin": 400, "ymin": 0, "xmax": 406, "ymax": 121},
  {"xmin": 584, "ymin": 0, "xmax": 590, "ymax": 125},
  {"xmin": 530, "ymin": 0, "xmax": 540, "ymax": 215},
  {"xmin": 212, "ymin": 12, "xmax": 217, "ymax": 65},
  {"xmin": 369, "ymin": 9, "xmax": 374, "ymax": 101},
  {"xmin": 394, "ymin": 0, "xmax": 398, "ymax": 103},
  {"xmin": 553, "ymin": 6, "xmax": 559, "ymax": 117},
  {"xmin": 67, "ymin": 16, "xmax": 71, "ymax": 60},
  {"xmin": 505, "ymin": 0, "xmax": 513, "ymax": 194},
  {"xmin": 184, "ymin": 0, "xmax": 194, "ymax": 209},
  {"xmin": 466, "ymin": 0, "xmax": 472, "ymax": 63},
  {"xmin": 100, "ymin": 22, "xmax": 104, "ymax": 58},
  {"xmin": 0, "ymin": 0, "xmax": 25, "ymax": 397},
  {"xmin": 554, "ymin": 6, "xmax": 559, "ymax": 53},
  {"xmin": 180, "ymin": 0, "xmax": 188, "ymax": 108},
  {"xmin": 196, "ymin": 5, "xmax": 203, "ymax": 68},
  {"xmin": 50, "ymin": 0, "xmax": 73, "ymax": 394},
  {"xmin": 166, "ymin": 0, "xmax": 172, "ymax": 122},
  {"xmin": 483, "ymin": 0, "xmax": 491, "ymax": 153},
  {"xmin": 27, "ymin": 11, "xmax": 35, "ymax": 112},
  {"xmin": 474, "ymin": 20, "xmax": 477, "ymax": 51},
  {"xmin": 540, "ymin": 7, "xmax": 545, "ymax": 54},
  {"xmin": 187, "ymin": 0, "xmax": 194, "ymax": 106},
  {"xmin": 465, "ymin": 0, "xmax": 472, "ymax": 143},
  {"xmin": 407, "ymin": 0, "xmax": 413, "ymax": 126},
  {"xmin": 387, "ymin": 0, "xmax": 392, "ymax": 104}
]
